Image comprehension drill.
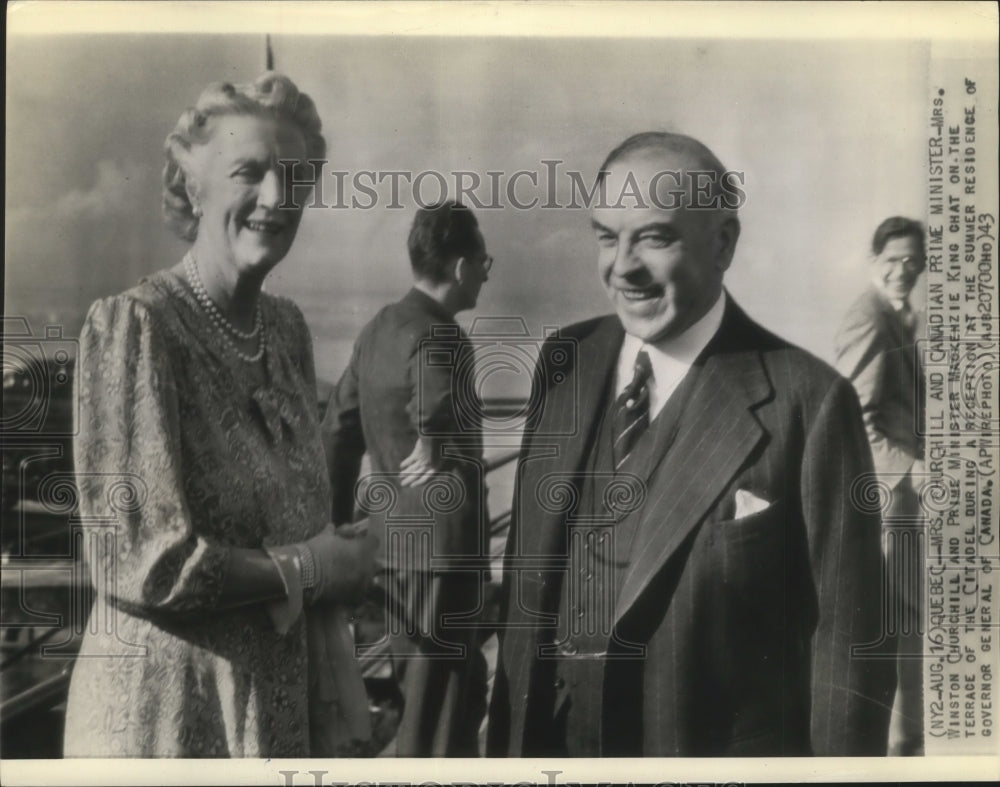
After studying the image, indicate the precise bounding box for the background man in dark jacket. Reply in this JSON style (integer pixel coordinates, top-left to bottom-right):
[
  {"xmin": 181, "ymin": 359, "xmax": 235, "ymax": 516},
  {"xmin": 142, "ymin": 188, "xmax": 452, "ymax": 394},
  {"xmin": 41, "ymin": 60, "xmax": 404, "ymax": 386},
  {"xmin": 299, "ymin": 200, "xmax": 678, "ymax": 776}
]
[{"xmin": 322, "ymin": 201, "xmax": 493, "ymax": 755}]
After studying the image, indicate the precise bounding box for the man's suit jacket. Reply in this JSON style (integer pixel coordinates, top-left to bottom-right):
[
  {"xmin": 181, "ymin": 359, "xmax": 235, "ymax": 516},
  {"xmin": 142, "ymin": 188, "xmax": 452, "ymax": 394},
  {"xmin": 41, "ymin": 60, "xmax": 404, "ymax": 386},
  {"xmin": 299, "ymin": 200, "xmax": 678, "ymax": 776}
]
[
  {"xmin": 834, "ymin": 286, "xmax": 923, "ymax": 492},
  {"xmin": 321, "ymin": 288, "xmax": 488, "ymax": 568},
  {"xmin": 322, "ymin": 289, "xmax": 490, "ymax": 757},
  {"xmin": 488, "ymin": 296, "xmax": 894, "ymax": 756}
]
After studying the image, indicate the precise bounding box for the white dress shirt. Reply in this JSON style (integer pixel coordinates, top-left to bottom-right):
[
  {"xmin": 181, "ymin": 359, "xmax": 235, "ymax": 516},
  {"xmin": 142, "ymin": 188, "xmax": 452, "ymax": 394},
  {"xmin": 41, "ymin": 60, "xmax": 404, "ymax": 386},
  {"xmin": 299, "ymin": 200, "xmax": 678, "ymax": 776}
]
[{"xmin": 615, "ymin": 290, "xmax": 727, "ymax": 420}]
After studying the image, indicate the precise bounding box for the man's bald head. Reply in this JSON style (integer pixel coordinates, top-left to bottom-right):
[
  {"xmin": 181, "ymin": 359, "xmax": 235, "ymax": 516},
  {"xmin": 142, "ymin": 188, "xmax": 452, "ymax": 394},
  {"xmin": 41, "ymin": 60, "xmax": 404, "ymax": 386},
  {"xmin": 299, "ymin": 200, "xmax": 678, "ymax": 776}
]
[
  {"xmin": 599, "ymin": 132, "xmax": 726, "ymax": 181},
  {"xmin": 590, "ymin": 131, "xmax": 743, "ymax": 342},
  {"xmin": 596, "ymin": 131, "xmax": 743, "ymax": 215}
]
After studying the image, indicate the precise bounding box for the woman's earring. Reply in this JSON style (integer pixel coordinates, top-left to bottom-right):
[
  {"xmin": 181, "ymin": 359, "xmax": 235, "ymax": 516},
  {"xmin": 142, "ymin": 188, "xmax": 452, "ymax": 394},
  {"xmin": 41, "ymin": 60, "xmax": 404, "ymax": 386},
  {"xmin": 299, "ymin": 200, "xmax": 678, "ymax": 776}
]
[{"xmin": 192, "ymin": 204, "xmax": 202, "ymax": 218}]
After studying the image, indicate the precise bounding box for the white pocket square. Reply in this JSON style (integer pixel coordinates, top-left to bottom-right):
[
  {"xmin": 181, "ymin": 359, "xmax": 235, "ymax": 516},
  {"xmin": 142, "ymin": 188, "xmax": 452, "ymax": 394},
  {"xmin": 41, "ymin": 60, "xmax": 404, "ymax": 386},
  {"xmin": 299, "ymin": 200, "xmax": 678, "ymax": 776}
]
[{"xmin": 734, "ymin": 489, "xmax": 772, "ymax": 519}]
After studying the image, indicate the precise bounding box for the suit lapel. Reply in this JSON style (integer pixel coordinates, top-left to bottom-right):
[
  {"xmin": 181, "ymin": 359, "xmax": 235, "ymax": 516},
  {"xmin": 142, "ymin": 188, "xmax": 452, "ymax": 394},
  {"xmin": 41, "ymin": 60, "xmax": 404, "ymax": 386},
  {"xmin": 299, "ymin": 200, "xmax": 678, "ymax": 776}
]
[
  {"xmin": 870, "ymin": 287, "xmax": 920, "ymax": 351},
  {"xmin": 556, "ymin": 316, "xmax": 622, "ymax": 478},
  {"xmin": 505, "ymin": 316, "xmax": 622, "ymax": 745},
  {"xmin": 617, "ymin": 356, "xmax": 697, "ymax": 489},
  {"xmin": 614, "ymin": 305, "xmax": 774, "ymax": 623},
  {"xmin": 874, "ymin": 293, "xmax": 906, "ymax": 347},
  {"xmin": 518, "ymin": 316, "xmax": 622, "ymax": 558}
]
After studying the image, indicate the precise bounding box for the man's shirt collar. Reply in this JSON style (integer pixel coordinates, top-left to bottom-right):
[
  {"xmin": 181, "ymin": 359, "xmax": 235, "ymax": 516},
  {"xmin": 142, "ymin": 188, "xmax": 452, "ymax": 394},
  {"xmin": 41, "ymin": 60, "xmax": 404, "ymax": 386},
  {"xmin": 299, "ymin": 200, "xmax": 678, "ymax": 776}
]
[{"xmin": 617, "ymin": 290, "xmax": 726, "ymax": 418}]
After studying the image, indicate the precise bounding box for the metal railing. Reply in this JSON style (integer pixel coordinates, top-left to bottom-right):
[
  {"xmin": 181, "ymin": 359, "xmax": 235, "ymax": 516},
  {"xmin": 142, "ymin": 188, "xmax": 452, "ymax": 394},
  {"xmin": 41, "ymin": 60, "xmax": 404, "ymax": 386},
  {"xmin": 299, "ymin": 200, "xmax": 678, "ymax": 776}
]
[
  {"xmin": 358, "ymin": 445, "xmax": 518, "ymax": 680},
  {"xmin": 0, "ymin": 402, "xmax": 524, "ymax": 729}
]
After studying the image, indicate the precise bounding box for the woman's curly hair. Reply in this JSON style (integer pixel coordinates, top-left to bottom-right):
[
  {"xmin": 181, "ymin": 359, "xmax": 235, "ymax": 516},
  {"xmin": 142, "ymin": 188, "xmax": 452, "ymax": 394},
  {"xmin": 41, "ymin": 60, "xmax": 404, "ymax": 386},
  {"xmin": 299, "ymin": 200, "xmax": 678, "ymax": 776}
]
[{"xmin": 162, "ymin": 71, "xmax": 326, "ymax": 242}]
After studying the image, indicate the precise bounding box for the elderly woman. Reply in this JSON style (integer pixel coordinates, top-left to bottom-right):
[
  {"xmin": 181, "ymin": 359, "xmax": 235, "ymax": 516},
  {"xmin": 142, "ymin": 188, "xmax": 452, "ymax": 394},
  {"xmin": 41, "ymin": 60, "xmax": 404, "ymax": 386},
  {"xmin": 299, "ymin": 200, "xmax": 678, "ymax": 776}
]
[{"xmin": 63, "ymin": 72, "xmax": 376, "ymax": 757}]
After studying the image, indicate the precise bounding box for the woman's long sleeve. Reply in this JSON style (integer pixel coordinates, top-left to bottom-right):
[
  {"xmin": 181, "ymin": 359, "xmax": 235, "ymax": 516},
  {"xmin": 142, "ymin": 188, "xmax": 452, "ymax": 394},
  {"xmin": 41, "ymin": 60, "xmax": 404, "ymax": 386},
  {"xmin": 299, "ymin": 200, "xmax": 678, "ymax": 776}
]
[{"xmin": 74, "ymin": 295, "xmax": 230, "ymax": 618}]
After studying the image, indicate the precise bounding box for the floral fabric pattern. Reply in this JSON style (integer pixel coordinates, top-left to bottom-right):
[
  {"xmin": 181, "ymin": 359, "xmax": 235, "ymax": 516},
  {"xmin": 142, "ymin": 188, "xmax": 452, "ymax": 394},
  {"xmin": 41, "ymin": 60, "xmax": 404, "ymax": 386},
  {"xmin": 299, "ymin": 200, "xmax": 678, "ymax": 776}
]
[{"xmin": 63, "ymin": 266, "xmax": 331, "ymax": 757}]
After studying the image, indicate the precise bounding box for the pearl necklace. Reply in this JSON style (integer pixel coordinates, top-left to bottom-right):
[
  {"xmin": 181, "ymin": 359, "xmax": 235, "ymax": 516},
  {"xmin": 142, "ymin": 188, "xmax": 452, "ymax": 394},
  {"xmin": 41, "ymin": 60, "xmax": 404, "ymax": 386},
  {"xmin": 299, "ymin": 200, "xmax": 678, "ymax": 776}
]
[
  {"xmin": 184, "ymin": 252, "xmax": 262, "ymax": 340},
  {"xmin": 184, "ymin": 252, "xmax": 266, "ymax": 363}
]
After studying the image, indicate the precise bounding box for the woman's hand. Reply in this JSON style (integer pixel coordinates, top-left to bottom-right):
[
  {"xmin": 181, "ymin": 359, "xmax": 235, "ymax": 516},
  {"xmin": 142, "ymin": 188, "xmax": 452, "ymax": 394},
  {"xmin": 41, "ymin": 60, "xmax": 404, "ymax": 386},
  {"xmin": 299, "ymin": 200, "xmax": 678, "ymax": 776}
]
[{"xmin": 304, "ymin": 524, "xmax": 378, "ymax": 606}]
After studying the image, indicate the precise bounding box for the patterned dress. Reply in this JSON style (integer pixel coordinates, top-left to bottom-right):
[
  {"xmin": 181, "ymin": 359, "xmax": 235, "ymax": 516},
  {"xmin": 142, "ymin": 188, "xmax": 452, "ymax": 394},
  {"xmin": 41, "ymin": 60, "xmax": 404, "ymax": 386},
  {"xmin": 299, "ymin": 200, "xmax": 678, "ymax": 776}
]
[{"xmin": 63, "ymin": 266, "xmax": 331, "ymax": 757}]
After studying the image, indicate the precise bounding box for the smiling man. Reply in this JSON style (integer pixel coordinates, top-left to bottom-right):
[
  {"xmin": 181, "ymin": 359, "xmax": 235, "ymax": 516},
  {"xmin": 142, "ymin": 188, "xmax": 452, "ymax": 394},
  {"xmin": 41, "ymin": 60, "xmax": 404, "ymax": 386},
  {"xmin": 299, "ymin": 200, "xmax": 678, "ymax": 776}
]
[
  {"xmin": 835, "ymin": 217, "xmax": 927, "ymax": 756},
  {"xmin": 488, "ymin": 132, "xmax": 895, "ymax": 757}
]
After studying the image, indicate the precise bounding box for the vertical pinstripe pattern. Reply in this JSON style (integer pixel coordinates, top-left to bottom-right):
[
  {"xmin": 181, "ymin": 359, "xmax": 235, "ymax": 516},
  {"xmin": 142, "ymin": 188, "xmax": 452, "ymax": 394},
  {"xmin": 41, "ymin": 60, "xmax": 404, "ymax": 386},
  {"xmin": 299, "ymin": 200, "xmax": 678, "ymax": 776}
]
[
  {"xmin": 614, "ymin": 355, "xmax": 767, "ymax": 623},
  {"xmin": 489, "ymin": 298, "xmax": 894, "ymax": 757}
]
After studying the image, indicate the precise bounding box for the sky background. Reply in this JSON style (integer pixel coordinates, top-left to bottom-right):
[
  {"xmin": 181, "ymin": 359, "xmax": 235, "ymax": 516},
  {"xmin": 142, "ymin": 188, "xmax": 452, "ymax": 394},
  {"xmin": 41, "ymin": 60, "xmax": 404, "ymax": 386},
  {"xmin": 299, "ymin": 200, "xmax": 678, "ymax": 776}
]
[{"xmin": 6, "ymin": 31, "xmax": 931, "ymax": 393}]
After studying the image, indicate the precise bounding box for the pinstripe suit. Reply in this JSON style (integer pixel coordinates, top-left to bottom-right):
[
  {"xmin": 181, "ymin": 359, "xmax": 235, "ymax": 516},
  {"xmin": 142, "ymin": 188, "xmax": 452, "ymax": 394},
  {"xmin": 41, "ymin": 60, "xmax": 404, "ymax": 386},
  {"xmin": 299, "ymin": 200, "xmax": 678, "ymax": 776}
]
[{"xmin": 488, "ymin": 296, "xmax": 895, "ymax": 756}]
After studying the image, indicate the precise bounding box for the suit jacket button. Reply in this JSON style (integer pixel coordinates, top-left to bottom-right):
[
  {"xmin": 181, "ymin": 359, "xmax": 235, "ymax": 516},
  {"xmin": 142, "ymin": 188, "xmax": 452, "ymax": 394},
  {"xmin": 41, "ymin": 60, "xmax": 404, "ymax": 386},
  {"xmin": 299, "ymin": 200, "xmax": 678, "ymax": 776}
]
[
  {"xmin": 562, "ymin": 642, "xmax": 578, "ymax": 656},
  {"xmin": 554, "ymin": 677, "xmax": 565, "ymax": 690}
]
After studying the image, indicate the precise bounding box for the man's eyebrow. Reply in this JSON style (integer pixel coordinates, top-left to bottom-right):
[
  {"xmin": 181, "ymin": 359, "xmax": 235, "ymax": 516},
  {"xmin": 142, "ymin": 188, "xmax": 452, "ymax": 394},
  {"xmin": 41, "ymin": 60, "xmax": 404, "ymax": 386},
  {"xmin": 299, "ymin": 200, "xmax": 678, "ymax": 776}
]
[
  {"xmin": 590, "ymin": 219, "xmax": 679, "ymax": 236},
  {"xmin": 632, "ymin": 222, "xmax": 676, "ymax": 234}
]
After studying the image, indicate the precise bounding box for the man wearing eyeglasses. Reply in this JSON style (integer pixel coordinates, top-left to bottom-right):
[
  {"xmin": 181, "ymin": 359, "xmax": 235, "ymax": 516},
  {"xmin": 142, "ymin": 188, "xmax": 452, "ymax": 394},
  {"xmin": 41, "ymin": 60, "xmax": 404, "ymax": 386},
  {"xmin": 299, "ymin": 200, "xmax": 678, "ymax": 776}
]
[
  {"xmin": 835, "ymin": 216, "xmax": 926, "ymax": 756},
  {"xmin": 322, "ymin": 200, "xmax": 492, "ymax": 755}
]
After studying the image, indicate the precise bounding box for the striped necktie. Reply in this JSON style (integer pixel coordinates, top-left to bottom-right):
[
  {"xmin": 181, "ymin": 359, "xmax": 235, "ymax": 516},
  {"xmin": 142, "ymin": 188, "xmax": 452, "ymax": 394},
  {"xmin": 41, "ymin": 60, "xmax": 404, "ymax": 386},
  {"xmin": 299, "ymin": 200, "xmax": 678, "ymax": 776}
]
[{"xmin": 612, "ymin": 350, "xmax": 653, "ymax": 471}]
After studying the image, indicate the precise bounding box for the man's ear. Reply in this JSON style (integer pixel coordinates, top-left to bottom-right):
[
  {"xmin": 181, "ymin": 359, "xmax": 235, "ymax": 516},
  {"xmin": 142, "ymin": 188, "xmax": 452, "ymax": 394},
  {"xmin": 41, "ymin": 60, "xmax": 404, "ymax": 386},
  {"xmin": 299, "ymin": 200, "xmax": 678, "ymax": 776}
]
[
  {"xmin": 453, "ymin": 256, "xmax": 469, "ymax": 285},
  {"xmin": 714, "ymin": 215, "xmax": 741, "ymax": 273}
]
